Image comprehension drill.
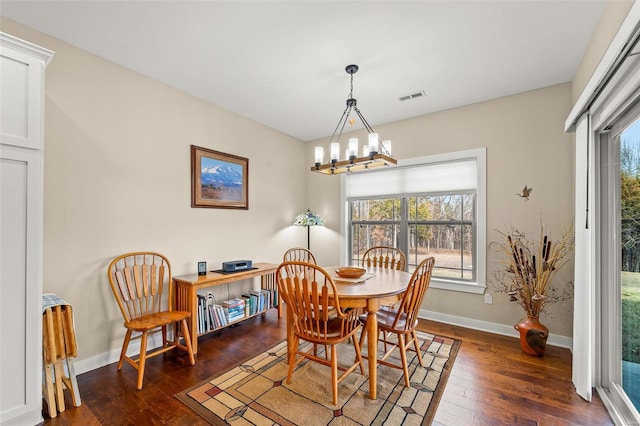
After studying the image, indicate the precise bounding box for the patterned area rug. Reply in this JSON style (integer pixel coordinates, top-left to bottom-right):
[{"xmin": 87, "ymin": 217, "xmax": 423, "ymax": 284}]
[{"xmin": 176, "ymin": 330, "xmax": 460, "ymax": 425}]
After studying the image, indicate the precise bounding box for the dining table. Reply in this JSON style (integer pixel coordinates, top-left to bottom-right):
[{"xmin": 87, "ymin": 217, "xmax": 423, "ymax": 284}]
[{"xmin": 284, "ymin": 265, "xmax": 413, "ymax": 400}]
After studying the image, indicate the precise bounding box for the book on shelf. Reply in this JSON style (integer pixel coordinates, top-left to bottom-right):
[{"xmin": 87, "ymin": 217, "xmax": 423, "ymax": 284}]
[
  {"xmin": 207, "ymin": 304, "xmax": 220, "ymax": 329},
  {"xmin": 240, "ymin": 295, "xmax": 251, "ymax": 317},
  {"xmin": 214, "ymin": 304, "xmax": 227, "ymax": 326},
  {"xmin": 223, "ymin": 298, "xmax": 246, "ymax": 322},
  {"xmin": 250, "ymin": 290, "xmax": 266, "ymax": 312},
  {"xmin": 227, "ymin": 312, "xmax": 245, "ymax": 322},
  {"xmin": 261, "ymin": 288, "xmax": 277, "ymax": 309},
  {"xmin": 205, "ymin": 292, "xmax": 215, "ymax": 332},
  {"xmin": 242, "ymin": 293, "xmax": 258, "ymax": 316},
  {"xmin": 197, "ymin": 295, "xmax": 206, "ymax": 334}
]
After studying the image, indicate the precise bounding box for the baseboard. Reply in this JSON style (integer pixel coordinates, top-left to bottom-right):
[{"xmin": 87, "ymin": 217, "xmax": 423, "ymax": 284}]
[
  {"xmin": 420, "ymin": 309, "xmax": 573, "ymax": 351},
  {"xmin": 73, "ymin": 333, "xmax": 164, "ymax": 376},
  {"xmin": 74, "ymin": 312, "xmax": 572, "ymax": 376}
]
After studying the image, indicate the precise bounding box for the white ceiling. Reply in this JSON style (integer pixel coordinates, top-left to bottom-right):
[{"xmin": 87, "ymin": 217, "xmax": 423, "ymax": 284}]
[{"xmin": 1, "ymin": 1, "xmax": 607, "ymax": 142}]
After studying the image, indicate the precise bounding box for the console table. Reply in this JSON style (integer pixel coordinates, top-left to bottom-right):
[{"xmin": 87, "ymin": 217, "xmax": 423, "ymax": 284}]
[{"xmin": 173, "ymin": 262, "xmax": 279, "ymax": 354}]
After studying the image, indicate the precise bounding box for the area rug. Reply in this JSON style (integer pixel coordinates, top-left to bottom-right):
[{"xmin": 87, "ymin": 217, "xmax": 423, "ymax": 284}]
[{"xmin": 176, "ymin": 330, "xmax": 460, "ymax": 425}]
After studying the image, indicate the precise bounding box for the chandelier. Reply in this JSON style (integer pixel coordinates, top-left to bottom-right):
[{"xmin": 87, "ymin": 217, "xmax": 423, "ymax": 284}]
[{"xmin": 311, "ymin": 64, "xmax": 397, "ymax": 175}]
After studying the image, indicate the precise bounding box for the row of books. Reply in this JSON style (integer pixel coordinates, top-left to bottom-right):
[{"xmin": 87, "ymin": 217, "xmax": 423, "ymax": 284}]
[
  {"xmin": 196, "ymin": 294, "xmax": 230, "ymax": 334},
  {"xmin": 242, "ymin": 289, "xmax": 277, "ymax": 316},
  {"xmin": 195, "ymin": 289, "xmax": 278, "ymax": 335}
]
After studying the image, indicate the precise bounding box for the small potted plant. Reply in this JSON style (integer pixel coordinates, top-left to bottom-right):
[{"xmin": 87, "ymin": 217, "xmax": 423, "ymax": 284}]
[{"xmin": 492, "ymin": 221, "xmax": 574, "ymax": 356}]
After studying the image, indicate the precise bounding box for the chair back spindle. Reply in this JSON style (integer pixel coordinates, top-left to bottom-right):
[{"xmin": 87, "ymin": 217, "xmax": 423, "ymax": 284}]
[
  {"xmin": 283, "ymin": 247, "xmax": 317, "ymax": 264},
  {"xmin": 110, "ymin": 253, "xmax": 170, "ymax": 323},
  {"xmin": 362, "ymin": 246, "xmax": 406, "ymax": 271}
]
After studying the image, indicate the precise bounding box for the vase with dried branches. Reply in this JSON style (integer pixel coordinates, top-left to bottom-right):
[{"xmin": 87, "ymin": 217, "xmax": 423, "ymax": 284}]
[{"xmin": 492, "ymin": 222, "xmax": 574, "ymax": 356}]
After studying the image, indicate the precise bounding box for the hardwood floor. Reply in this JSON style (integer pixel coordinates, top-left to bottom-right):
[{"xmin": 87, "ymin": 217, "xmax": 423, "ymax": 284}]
[{"xmin": 41, "ymin": 311, "xmax": 613, "ymax": 425}]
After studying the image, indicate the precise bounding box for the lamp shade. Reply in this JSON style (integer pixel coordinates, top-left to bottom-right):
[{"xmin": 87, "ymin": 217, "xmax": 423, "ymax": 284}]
[{"xmin": 293, "ymin": 209, "xmax": 324, "ymax": 226}]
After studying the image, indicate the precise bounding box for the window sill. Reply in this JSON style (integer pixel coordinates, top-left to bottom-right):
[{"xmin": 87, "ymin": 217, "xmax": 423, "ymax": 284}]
[{"xmin": 429, "ymin": 278, "xmax": 486, "ymax": 294}]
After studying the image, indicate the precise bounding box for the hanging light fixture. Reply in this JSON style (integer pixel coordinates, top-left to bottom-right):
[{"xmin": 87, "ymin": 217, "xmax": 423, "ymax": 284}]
[{"xmin": 311, "ymin": 64, "xmax": 397, "ymax": 175}]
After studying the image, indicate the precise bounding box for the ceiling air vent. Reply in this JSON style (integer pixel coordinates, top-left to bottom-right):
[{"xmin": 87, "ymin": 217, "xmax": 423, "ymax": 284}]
[{"xmin": 399, "ymin": 90, "xmax": 426, "ymax": 102}]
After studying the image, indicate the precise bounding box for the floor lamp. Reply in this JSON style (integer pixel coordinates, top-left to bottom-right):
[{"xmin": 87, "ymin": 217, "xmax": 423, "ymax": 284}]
[{"xmin": 293, "ymin": 209, "xmax": 324, "ymax": 250}]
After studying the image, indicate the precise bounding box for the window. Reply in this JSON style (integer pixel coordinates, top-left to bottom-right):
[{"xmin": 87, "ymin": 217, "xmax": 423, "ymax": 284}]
[
  {"xmin": 343, "ymin": 148, "xmax": 486, "ymax": 293},
  {"xmin": 350, "ymin": 198, "xmax": 402, "ymax": 260},
  {"xmin": 407, "ymin": 193, "xmax": 475, "ymax": 280}
]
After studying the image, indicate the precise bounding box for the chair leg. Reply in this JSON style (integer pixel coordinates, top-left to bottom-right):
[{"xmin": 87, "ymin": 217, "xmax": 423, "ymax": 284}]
[
  {"xmin": 63, "ymin": 358, "xmax": 81, "ymax": 407},
  {"xmin": 162, "ymin": 325, "xmax": 168, "ymax": 348},
  {"xmin": 397, "ymin": 334, "xmax": 410, "ymax": 387},
  {"xmin": 118, "ymin": 330, "xmax": 132, "ymax": 371},
  {"xmin": 286, "ymin": 335, "xmax": 299, "ymax": 384},
  {"xmin": 331, "ymin": 344, "xmax": 338, "ymax": 405},
  {"xmin": 411, "ymin": 330, "xmax": 424, "ymax": 367},
  {"xmin": 351, "ymin": 334, "xmax": 365, "ymax": 374},
  {"xmin": 383, "ymin": 330, "xmax": 389, "ymax": 354},
  {"xmin": 53, "ymin": 359, "xmax": 66, "ymax": 412},
  {"xmin": 43, "ymin": 361, "xmax": 57, "ymax": 418},
  {"xmin": 181, "ymin": 319, "xmax": 195, "ymax": 365},
  {"xmin": 137, "ymin": 331, "xmax": 148, "ymax": 390},
  {"xmin": 358, "ymin": 327, "xmax": 366, "ymax": 351}
]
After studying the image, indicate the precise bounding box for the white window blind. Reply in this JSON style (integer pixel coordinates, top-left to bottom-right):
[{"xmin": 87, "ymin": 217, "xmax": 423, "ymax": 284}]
[{"xmin": 345, "ymin": 158, "xmax": 477, "ymax": 198}]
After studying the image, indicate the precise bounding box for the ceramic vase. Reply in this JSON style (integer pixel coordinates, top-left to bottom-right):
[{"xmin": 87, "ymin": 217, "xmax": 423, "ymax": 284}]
[{"xmin": 514, "ymin": 315, "xmax": 549, "ymax": 356}]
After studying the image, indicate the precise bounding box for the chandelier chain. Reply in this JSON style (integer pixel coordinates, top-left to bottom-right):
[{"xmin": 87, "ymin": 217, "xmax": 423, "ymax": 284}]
[{"xmin": 349, "ymin": 72, "xmax": 354, "ymax": 99}]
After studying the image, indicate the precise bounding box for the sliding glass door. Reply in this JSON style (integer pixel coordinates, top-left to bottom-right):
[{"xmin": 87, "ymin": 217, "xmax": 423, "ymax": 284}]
[
  {"xmin": 600, "ymin": 107, "xmax": 640, "ymax": 423},
  {"xmin": 619, "ymin": 116, "xmax": 640, "ymax": 414}
]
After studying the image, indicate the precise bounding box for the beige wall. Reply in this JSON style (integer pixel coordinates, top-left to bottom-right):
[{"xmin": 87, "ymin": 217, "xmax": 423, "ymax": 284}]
[
  {"xmin": 1, "ymin": 18, "xmax": 307, "ymax": 363},
  {"xmin": 306, "ymin": 84, "xmax": 576, "ymax": 338},
  {"xmin": 571, "ymin": 0, "xmax": 634, "ymax": 103}
]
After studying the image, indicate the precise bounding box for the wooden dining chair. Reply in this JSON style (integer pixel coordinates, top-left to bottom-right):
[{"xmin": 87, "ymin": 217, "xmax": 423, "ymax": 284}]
[
  {"xmin": 359, "ymin": 256, "xmax": 435, "ymax": 387},
  {"xmin": 276, "ymin": 261, "xmax": 364, "ymax": 405},
  {"xmin": 283, "ymin": 248, "xmax": 335, "ymax": 342},
  {"xmin": 107, "ymin": 252, "xmax": 195, "ymax": 390},
  {"xmin": 362, "ymin": 246, "xmax": 406, "ymax": 271},
  {"xmin": 283, "ymin": 247, "xmax": 317, "ymax": 264}
]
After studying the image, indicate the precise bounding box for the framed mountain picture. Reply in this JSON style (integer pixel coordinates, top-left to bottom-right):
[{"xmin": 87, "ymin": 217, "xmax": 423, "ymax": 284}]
[{"xmin": 191, "ymin": 145, "xmax": 248, "ymax": 209}]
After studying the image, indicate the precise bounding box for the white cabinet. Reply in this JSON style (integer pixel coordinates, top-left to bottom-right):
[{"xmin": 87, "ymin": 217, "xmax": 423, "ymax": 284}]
[{"xmin": 0, "ymin": 32, "xmax": 53, "ymax": 426}]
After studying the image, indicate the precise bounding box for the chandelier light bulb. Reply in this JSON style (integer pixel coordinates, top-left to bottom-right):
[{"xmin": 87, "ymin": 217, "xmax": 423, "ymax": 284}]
[
  {"xmin": 368, "ymin": 133, "xmax": 379, "ymax": 155},
  {"xmin": 314, "ymin": 147, "xmax": 324, "ymax": 165},
  {"xmin": 348, "ymin": 138, "xmax": 358, "ymax": 159},
  {"xmin": 330, "ymin": 142, "xmax": 340, "ymax": 162}
]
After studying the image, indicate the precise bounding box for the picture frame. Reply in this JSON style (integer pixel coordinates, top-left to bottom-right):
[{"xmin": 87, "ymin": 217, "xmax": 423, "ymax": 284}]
[{"xmin": 191, "ymin": 145, "xmax": 249, "ymax": 209}]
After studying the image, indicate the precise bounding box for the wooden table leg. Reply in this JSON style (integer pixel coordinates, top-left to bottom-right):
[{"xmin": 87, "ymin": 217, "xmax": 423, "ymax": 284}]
[{"xmin": 366, "ymin": 300, "xmax": 381, "ymax": 400}]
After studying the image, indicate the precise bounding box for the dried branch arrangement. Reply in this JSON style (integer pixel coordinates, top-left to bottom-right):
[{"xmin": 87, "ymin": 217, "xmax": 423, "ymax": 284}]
[{"xmin": 493, "ymin": 222, "xmax": 574, "ymax": 317}]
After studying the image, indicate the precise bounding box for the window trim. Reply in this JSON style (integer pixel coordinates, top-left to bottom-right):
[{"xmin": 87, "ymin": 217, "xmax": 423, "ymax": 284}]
[{"xmin": 340, "ymin": 148, "xmax": 486, "ymax": 294}]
